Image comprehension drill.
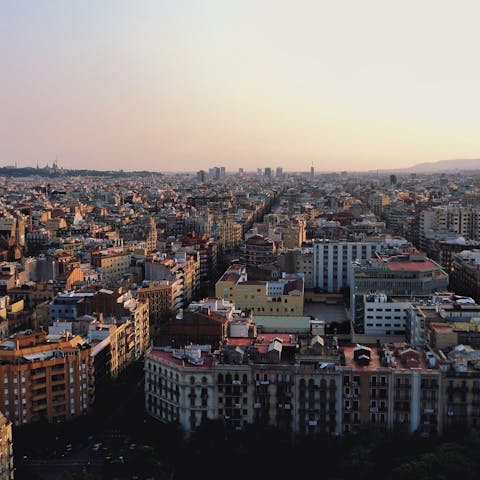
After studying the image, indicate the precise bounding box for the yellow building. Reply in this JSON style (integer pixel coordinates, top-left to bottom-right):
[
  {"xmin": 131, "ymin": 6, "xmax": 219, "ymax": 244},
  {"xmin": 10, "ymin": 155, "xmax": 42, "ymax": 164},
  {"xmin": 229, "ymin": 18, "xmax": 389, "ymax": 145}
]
[
  {"xmin": 216, "ymin": 265, "xmax": 304, "ymax": 316},
  {"xmin": 109, "ymin": 321, "xmax": 129, "ymax": 378},
  {"xmin": 0, "ymin": 412, "xmax": 13, "ymax": 479},
  {"xmin": 91, "ymin": 248, "xmax": 131, "ymax": 284},
  {"xmin": 215, "ymin": 217, "xmax": 243, "ymax": 252}
]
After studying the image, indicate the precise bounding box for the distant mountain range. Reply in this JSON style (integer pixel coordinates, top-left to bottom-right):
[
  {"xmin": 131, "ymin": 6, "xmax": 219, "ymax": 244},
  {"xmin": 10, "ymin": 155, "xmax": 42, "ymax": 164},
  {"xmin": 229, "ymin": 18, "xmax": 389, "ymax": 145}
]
[{"xmin": 380, "ymin": 159, "xmax": 480, "ymax": 173}]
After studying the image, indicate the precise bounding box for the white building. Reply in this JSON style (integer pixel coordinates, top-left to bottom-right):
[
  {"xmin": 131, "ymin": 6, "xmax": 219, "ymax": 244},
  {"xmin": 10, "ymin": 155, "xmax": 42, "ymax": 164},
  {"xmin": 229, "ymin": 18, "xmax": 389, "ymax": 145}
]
[
  {"xmin": 363, "ymin": 293, "xmax": 411, "ymax": 336},
  {"xmin": 312, "ymin": 240, "xmax": 383, "ymax": 293}
]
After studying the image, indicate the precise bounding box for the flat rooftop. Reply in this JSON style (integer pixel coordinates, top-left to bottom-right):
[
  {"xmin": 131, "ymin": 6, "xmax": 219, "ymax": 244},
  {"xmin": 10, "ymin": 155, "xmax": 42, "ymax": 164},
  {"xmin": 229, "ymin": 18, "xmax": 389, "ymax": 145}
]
[
  {"xmin": 226, "ymin": 333, "xmax": 298, "ymax": 351},
  {"xmin": 387, "ymin": 259, "xmax": 440, "ymax": 272},
  {"xmin": 343, "ymin": 344, "xmax": 434, "ymax": 371},
  {"xmin": 219, "ymin": 272, "xmax": 241, "ymax": 283},
  {"xmin": 148, "ymin": 348, "xmax": 214, "ymax": 369}
]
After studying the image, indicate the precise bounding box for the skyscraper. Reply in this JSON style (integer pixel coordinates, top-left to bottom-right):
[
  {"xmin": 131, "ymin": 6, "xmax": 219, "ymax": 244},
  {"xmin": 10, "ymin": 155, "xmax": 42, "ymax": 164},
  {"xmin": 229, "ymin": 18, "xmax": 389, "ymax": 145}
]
[{"xmin": 197, "ymin": 170, "xmax": 206, "ymax": 182}]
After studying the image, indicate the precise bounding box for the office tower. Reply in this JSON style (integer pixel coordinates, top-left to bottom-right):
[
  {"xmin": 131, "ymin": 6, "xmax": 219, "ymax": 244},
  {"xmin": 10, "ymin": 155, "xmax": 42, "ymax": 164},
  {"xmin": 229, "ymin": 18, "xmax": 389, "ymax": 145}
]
[
  {"xmin": 313, "ymin": 239, "xmax": 384, "ymax": 293},
  {"xmin": 209, "ymin": 167, "xmax": 221, "ymax": 180}
]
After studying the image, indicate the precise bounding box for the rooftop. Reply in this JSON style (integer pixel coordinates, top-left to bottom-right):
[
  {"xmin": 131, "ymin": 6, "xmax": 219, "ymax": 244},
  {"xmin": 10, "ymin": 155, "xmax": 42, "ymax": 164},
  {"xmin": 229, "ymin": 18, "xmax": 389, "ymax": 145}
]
[
  {"xmin": 387, "ymin": 258, "xmax": 441, "ymax": 272},
  {"xmin": 148, "ymin": 347, "xmax": 214, "ymax": 369}
]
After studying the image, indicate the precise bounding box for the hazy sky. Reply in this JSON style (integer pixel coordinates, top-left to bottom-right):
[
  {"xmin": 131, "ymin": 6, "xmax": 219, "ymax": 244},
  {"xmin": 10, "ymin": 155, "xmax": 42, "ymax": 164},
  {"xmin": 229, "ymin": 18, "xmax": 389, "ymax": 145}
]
[{"xmin": 2, "ymin": 0, "xmax": 480, "ymax": 172}]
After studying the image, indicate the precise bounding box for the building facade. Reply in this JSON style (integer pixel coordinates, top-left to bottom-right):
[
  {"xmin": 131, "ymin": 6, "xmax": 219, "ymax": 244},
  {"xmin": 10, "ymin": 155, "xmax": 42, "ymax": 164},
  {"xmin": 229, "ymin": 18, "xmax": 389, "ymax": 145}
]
[
  {"xmin": 216, "ymin": 266, "xmax": 304, "ymax": 316},
  {"xmin": 0, "ymin": 330, "xmax": 93, "ymax": 426},
  {"xmin": 313, "ymin": 240, "xmax": 383, "ymax": 293},
  {"xmin": 145, "ymin": 339, "xmax": 443, "ymax": 437}
]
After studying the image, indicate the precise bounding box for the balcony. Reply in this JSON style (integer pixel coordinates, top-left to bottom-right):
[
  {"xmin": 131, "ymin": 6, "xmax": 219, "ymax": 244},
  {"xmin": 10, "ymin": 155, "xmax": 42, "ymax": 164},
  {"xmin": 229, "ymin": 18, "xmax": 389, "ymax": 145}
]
[
  {"xmin": 31, "ymin": 392, "xmax": 47, "ymax": 402},
  {"xmin": 31, "ymin": 382, "xmax": 47, "ymax": 390}
]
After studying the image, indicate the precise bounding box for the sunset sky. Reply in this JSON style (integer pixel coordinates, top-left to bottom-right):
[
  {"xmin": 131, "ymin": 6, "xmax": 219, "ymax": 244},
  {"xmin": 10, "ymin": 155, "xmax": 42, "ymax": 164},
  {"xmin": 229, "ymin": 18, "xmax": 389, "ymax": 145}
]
[{"xmin": 2, "ymin": 0, "xmax": 480, "ymax": 172}]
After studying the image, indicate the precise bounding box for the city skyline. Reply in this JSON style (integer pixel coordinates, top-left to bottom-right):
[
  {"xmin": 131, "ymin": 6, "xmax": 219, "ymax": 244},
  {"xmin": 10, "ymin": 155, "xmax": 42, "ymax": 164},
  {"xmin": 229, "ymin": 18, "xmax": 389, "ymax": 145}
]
[{"xmin": 3, "ymin": 1, "xmax": 480, "ymax": 172}]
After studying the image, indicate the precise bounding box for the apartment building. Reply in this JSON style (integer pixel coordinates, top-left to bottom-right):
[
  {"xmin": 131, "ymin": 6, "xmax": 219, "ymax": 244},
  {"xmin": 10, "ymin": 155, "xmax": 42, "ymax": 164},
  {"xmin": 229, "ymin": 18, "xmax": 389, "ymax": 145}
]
[
  {"xmin": 419, "ymin": 204, "xmax": 480, "ymax": 249},
  {"xmin": 241, "ymin": 234, "xmax": 276, "ymax": 267},
  {"xmin": 214, "ymin": 217, "xmax": 242, "ymax": 252},
  {"xmin": 145, "ymin": 338, "xmax": 443, "ymax": 437},
  {"xmin": 443, "ymin": 345, "xmax": 480, "ymax": 428},
  {"xmin": 181, "ymin": 232, "xmax": 218, "ymax": 290},
  {"xmin": 137, "ymin": 280, "xmax": 183, "ymax": 323},
  {"xmin": 246, "ymin": 215, "xmax": 307, "ymax": 250},
  {"xmin": 278, "ymin": 248, "xmax": 314, "ymax": 288},
  {"xmin": 145, "ymin": 253, "xmax": 200, "ymax": 307},
  {"xmin": 51, "ymin": 287, "xmax": 150, "ymax": 367},
  {"xmin": 450, "ymin": 250, "xmax": 480, "ymax": 302},
  {"xmin": 0, "ymin": 330, "xmax": 93, "ymax": 426},
  {"xmin": 216, "ymin": 265, "xmax": 304, "ymax": 316},
  {"xmin": 160, "ymin": 298, "xmax": 242, "ymax": 348},
  {"xmin": 367, "ymin": 192, "xmax": 390, "ymax": 216},
  {"xmin": 91, "ymin": 248, "xmax": 131, "ymax": 284},
  {"xmin": 341, "ymin": 344, "xmax": 441, "ymax": 435}
]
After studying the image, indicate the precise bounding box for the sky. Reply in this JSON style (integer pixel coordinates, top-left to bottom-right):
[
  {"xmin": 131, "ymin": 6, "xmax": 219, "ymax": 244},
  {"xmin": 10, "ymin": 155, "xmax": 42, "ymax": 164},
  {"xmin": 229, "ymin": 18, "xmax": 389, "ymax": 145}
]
[{"xmin": 2, "ymin": 0, "xmax": 480, "ymax": 172}]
